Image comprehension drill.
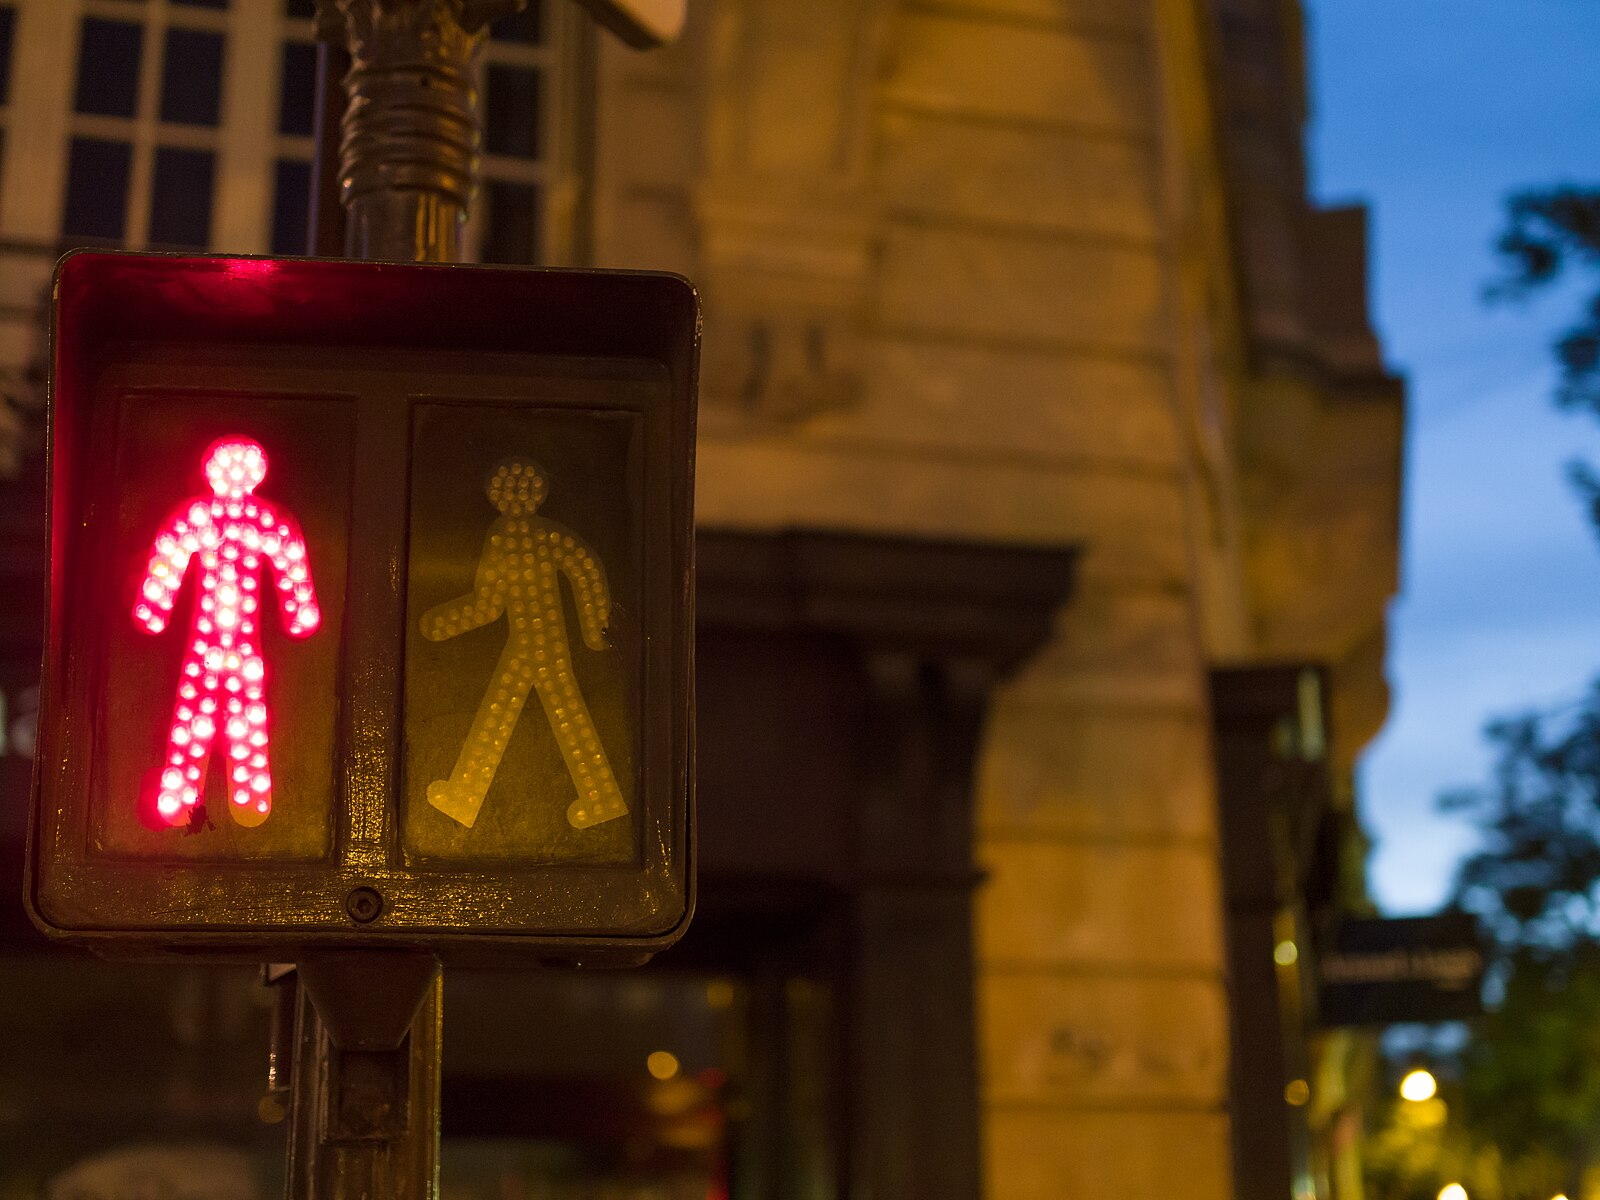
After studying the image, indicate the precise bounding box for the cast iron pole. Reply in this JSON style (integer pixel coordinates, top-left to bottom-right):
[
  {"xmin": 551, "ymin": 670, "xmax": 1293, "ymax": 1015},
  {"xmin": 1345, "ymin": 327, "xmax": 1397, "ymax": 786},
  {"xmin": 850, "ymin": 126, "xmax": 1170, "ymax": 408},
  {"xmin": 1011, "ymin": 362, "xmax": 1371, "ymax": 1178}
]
[{"xmin": 286, "ymin": 3, "xmax": 519, "ymax": 1196}]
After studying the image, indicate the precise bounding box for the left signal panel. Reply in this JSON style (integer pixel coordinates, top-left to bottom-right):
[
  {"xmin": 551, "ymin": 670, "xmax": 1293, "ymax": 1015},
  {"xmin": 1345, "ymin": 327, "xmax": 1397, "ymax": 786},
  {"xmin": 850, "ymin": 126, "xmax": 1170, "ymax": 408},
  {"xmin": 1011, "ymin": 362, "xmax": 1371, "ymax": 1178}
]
[{"xmin": 60, "ymin": 388, "xmax": 354, "ymax": 868}]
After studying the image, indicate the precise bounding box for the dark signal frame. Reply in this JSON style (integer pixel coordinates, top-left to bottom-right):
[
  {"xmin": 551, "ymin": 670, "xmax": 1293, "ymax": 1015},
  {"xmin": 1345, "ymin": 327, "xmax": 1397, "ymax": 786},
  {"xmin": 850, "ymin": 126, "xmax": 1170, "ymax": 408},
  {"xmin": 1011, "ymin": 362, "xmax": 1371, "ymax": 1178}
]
[{"xmin": 27, "ymin": 251, "xmax": 698, "ymax": 964}]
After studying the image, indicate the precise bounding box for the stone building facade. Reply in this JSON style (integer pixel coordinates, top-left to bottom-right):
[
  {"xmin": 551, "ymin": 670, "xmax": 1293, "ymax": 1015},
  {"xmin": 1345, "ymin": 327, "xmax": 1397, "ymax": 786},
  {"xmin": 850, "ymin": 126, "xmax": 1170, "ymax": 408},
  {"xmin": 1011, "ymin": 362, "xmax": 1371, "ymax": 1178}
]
[
  {"xmin": 589, "ymin": 0, "xmax": 1400, "ymax": 1195},
  {"xmin": 0, "ymin": 0, "xmax": 1400, "ymax": 1197}
]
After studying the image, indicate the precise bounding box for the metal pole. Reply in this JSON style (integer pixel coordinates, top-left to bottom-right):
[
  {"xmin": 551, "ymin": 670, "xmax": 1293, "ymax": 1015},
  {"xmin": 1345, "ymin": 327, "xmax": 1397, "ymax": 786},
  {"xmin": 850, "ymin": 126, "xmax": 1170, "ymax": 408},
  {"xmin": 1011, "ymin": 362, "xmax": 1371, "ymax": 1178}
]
[
  {"xmin": 285, "ymin": 953, "xmax": 444, "ymax": 1199},
  {"xmin": 285, "ymin": 4, "xmax": 517, "ymax": 1196},
  {"xmin": 331, "ymin": 0, "xmax": 506, "ymax": 262},
  {"xmin": 307, "ymin": 41, "xmax": 352, "ymax": 257}
]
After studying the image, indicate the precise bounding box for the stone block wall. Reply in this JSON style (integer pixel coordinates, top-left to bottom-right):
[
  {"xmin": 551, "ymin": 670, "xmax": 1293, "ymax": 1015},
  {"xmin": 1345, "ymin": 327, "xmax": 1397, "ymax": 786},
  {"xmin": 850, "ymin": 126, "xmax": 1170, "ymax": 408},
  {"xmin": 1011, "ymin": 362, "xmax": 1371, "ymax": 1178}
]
[{"xmin": 586, "ymin": 1, "xmax": 1395, "ymax": 1195}]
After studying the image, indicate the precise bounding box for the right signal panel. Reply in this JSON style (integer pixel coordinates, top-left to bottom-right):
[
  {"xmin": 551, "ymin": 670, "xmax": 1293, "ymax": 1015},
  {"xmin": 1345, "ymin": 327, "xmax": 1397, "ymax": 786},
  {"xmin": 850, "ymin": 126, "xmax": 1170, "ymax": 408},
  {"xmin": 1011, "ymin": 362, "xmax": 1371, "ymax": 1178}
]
[{"xmin": 403, "ymin": 400, "xmax": 645, "ymax": 868}]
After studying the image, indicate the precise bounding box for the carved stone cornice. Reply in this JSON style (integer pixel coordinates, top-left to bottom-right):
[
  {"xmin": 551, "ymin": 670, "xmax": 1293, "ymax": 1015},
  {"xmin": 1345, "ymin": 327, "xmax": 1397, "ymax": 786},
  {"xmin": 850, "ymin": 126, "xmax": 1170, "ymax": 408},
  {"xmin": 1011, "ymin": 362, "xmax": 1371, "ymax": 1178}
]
[
  {"xmin": 692, "ymin": 0, "xmax": 896, "ymax": 424},
  {"xmin": 695, "ymin": 527, "xmax": 1079, "ymax": 678},
  {"xmin": 696, "ymin": 527, "xmax": 1076, "ymax": 887}
]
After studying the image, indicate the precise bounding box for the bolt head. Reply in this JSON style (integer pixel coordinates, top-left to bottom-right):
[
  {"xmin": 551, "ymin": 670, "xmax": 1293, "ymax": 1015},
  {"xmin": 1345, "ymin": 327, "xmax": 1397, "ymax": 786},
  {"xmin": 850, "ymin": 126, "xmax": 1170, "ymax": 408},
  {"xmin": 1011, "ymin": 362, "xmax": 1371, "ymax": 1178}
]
[{"xmin": 344, "ymin": 886, "xmax": 383, "ymax": 924}]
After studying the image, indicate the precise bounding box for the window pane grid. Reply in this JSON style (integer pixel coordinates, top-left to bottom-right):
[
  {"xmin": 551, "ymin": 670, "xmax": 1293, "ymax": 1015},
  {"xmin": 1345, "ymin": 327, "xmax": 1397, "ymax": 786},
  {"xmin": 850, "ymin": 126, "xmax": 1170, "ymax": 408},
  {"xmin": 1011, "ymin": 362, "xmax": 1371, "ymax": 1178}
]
[
  {"xmin": 85, "ymin": 0, "xmax": 228, "ymax": 34},
  {"xmin": 469, "ymin": 2, "xmax": 568, "ymax": 269},
  {"xmin": 64, "ymin": 2, "xmax": 228, "ymax": 249},
  {"xmin": 149, "ymin": 144, "xmax": 214, "ymax": 247},
  {"xmin": 74, "ymin": 18, "xmax": 144, "ymax": 117},
  {"xmin": 271, "ymin": 156, "xmax": 311, "ymax": 254},
  {"xmin": 479, "ymin": 154, "xmax": 549, "ymax": 185},
  {"xmin": 73, "ymin": 115, "xmax": 221, "ymax": 152},
  {"xmin": 269, "ymin": 13, "xmax": 318, "ymax": 253},
  {"xmin": 160, "ymin": 26, "xmax": 225, "ymax": 125},
  {"xmin": 0, "ymin": 4, "xmax": 14, "ymax": 109},
  {"xmin": 484, "ymin": 42, "xmax": 556, "ymax": 70},
  {"xmin": 259, "ymin": 2, "xmax": 580, "ymax": 265},
  {"xmin": 488, "ymin": 0, "xmax": 543, "ymax": 46},
  {"xmin": 0, "ymin": 0, "xmax": 12, "ymax": 155},
  {"xmin": 278, "ymin": 39, "xmax": 317, "ymax": 136},
  {"xmin": 63, "ymin": 138, "xmax": 132, "ymax": 242}
]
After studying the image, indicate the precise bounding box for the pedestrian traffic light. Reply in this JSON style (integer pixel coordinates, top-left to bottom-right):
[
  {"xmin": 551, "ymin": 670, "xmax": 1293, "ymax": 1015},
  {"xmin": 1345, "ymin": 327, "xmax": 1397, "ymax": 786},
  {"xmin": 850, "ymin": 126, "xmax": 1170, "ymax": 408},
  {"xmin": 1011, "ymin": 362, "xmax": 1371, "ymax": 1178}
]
[{"xmin": 27, "ymin": 252, "xmax": 697, "ymax": 964}]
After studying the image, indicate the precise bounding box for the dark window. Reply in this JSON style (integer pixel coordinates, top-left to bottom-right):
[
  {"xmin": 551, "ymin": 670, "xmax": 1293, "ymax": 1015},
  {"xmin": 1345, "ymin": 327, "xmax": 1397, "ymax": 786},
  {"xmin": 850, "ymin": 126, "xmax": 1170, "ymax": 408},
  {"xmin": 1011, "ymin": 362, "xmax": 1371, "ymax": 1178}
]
[
  {"xmin": 74, "ymin": 19, "xmax": 144, "ymax": 118},
  {"xmin": 160, "ymin": 28, "xmax": 224, "ymax": 125},
  {"xmin": 279, "ymin": 41, "xmax": 317, "ymax": 136},
  {"xmin": 285, "ymin": 0, "xmax": 316, "ymax": 16},
  {"xmin": 62, "ymin": 138, "xmax": 132, "ymax": 241},
  {"xmin": 484, "ymin": 66, "xmax": 539, "ymax": 158},
  {"xmin": 0, "ymin": 8, "xmax": 17, "ymax": 106},
  {"xmin": 481, "ymin": 180, "xmax": 538, "ymax": 265},
  {"xmin": 272, "ymin": 158, "xmax": 311, "ymax": 255},
  {"xmin": 149, "ymin": 146, "xmax": 214, "ymax": 248},
  {"xmin": 489, "ymin": 1, "xmax": 542, "ymax": 43}
]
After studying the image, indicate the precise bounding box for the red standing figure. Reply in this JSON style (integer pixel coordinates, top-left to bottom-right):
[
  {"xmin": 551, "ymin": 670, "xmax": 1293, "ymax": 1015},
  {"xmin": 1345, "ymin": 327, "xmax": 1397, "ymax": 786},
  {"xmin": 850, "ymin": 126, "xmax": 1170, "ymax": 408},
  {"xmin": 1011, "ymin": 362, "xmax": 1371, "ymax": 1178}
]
[{"xmin": 133, "ymin": 437, "xmax": 320, "ymax": 828}]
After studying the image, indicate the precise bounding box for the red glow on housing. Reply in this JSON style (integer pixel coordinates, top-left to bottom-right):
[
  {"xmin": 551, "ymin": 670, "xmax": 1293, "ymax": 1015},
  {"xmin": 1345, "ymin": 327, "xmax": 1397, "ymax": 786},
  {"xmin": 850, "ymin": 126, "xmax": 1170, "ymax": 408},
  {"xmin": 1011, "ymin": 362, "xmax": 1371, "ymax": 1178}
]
[
  {"xmin": 223, "ymin": 258, "xmax": 280, "ymax": 280},
  {"xmin": 134, "ymin": 436, "xmax": 319, "ymax": 827}
]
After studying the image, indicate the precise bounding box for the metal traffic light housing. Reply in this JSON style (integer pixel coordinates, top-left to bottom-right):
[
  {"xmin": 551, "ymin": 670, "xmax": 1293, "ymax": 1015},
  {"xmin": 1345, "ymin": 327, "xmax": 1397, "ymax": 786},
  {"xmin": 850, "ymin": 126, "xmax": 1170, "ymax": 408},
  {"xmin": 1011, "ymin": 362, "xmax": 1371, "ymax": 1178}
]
[{"xmin": 27, "ymin": 251, "xmax": 697, "ymax": 964}]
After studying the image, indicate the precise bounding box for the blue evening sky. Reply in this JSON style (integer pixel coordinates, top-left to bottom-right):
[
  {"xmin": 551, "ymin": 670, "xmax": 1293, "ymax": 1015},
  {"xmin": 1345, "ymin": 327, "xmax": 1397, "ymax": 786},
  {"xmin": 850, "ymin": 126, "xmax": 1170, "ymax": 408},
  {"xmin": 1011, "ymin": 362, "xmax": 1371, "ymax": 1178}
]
[{"xmin": 1307, "ymin": 1, "xmax": 1600, "ymax": 912}]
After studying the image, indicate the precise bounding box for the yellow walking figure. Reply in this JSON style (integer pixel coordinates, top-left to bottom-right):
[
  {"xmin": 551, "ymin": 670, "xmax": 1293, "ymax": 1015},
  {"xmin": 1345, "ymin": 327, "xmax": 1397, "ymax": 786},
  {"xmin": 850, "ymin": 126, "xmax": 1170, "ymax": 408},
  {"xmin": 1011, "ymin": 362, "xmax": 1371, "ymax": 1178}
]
[{"xmin": 420, "ymin": 458, "xmax": 627, "ymax": 831}]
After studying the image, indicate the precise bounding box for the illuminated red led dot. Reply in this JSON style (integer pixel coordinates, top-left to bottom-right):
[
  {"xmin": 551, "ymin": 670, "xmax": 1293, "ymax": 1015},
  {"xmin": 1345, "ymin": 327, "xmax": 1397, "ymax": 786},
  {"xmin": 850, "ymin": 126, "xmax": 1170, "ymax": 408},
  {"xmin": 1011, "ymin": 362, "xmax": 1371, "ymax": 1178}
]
[{"xmin": 136, "ymin": 437, "xmax": 319, "ymax": 828}]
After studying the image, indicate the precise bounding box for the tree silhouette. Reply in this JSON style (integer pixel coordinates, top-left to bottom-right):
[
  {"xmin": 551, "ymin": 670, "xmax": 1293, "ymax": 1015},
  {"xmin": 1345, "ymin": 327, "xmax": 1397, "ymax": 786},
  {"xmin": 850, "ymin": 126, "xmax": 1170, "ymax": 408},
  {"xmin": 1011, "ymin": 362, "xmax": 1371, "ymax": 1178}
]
[
  {"xmin": 1440, "ymin": 686, "xmax": 1600, "ymax": 1190},
  {"xmin": 1362, "ymin": 188, "xmax": 1600, "ymax": 1194},
  {"xmin": 1491, "ymin": 185, "xmax": 1600, "ymax": 530}
]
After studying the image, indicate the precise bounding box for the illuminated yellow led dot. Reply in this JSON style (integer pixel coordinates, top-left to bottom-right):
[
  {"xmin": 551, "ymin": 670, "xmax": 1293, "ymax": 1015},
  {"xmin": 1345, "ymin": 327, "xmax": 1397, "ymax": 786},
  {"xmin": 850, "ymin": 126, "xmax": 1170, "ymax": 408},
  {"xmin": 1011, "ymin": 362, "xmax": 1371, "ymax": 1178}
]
[
  {"xmin": 1438, "ymin": 1187, "xmax": 1467, "ymax": 1200},
  {"xmin": 1284, "ymin": 1079, "xmax": 1310, "ymax": 1106},
  {"xmin": 1273, "ymin": 940, "xmax": 1298, "ymax": 966}
]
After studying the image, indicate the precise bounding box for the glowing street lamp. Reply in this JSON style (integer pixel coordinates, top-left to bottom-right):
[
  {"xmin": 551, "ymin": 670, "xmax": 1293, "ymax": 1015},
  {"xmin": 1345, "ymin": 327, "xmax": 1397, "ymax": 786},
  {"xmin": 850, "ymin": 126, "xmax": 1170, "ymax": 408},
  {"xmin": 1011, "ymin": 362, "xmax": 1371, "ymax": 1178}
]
[{"xmin": 1400, "ymin": 1068, "xmax": 1438, "ymax": 1102}]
